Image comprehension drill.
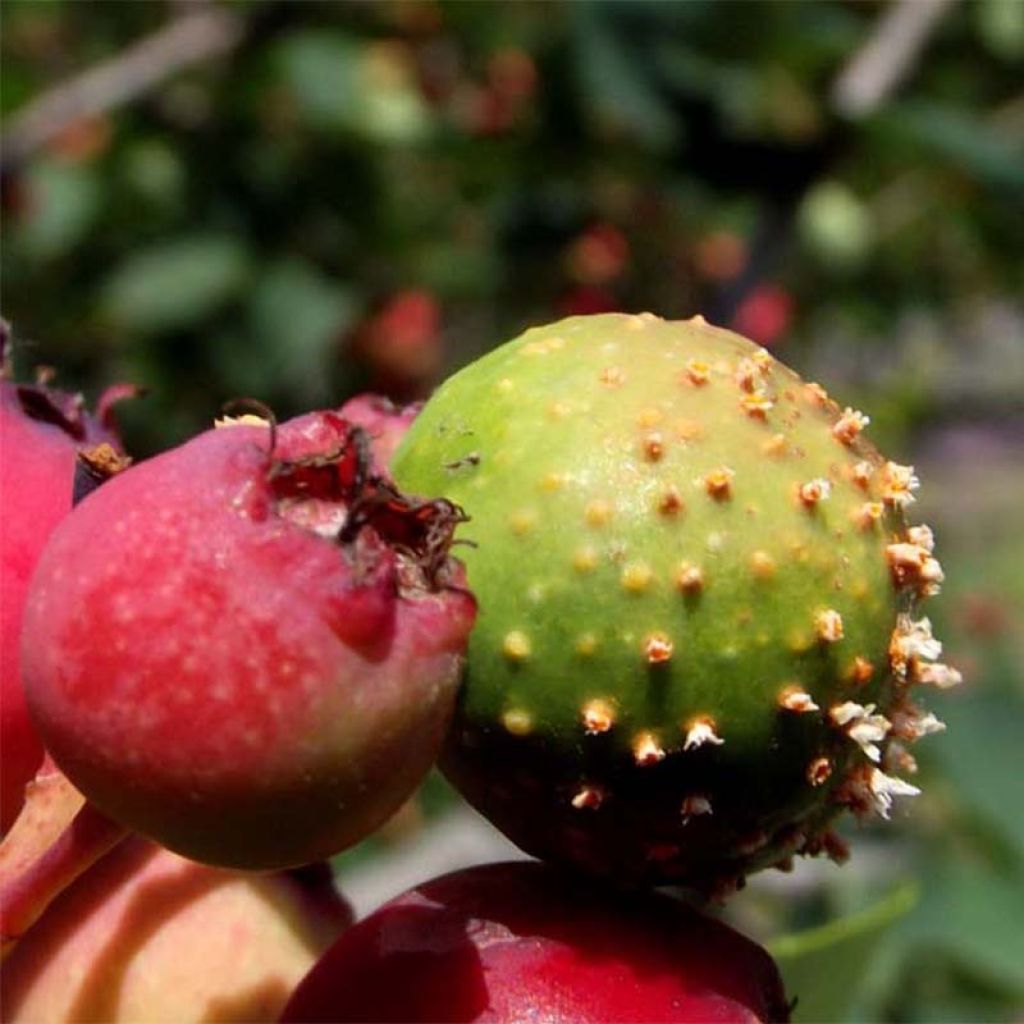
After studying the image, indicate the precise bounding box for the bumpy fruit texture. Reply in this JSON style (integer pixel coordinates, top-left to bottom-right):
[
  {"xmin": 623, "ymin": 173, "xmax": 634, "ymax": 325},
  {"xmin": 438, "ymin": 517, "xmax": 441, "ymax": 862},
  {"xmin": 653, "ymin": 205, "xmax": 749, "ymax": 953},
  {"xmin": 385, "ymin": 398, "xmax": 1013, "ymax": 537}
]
[
  {"xmin": 282, "ymin": 861, "xmax": 790, "ymax": 1023},
  {"xmin": 22, "ymin": 411, "xmax": 475, "ymax": 869},
  {"xmin": 394, "ymin": 313, "xmax": 957, "ymax": 890},
  {"xmin": 1, "ymin": 837, "xmax": 351, "ymax": 1022},
  {"xmin": 0, "ymin": 369, "xmax": 125, "ymax": 834}
]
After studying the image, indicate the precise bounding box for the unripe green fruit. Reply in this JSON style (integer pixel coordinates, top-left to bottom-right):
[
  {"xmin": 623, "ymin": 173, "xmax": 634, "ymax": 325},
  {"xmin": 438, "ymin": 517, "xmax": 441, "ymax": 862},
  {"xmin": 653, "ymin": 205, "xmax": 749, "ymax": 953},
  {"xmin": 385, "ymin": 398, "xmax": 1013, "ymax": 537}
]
[{"xmin": 394, "ymin": 313, "xmax": 957, "ymax": 891}]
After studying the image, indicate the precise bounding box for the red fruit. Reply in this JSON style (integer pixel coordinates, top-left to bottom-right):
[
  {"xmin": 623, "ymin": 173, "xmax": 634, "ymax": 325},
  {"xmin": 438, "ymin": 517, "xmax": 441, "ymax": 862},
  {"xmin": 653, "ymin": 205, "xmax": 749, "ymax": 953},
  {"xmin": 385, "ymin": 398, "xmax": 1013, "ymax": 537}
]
[
  {"xmin": 20, "ymin": 411, "xmax": 475, "ymax": 869},
  {"xmin": 338, "ymin": 394, "xmax": 421, "ymax": 475},
  {"xmin": 281, "ymin": 861, "xmax": 791, "ymax": 1023},
  {"xmin": 2, "ymin": 837, "xmax": 351, "ymax": 1022},
  {"xmin": 1, "ymin": 353, "xmax": 127, "ymax": 834}
]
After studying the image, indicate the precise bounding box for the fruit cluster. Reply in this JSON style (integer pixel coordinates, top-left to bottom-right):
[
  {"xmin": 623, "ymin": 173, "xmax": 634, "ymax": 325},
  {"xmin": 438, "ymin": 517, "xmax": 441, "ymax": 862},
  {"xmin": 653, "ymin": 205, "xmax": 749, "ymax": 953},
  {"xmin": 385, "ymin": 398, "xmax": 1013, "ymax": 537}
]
[{"xmin": 1, "ymin": 314, "xmax": 958, "ymax": 1021}]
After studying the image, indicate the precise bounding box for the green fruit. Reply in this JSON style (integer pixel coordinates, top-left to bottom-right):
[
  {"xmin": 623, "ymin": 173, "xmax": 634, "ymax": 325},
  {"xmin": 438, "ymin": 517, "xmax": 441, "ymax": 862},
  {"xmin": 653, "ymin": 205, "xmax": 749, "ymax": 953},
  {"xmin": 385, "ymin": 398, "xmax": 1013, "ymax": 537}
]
[{"xmin": 394, "ymin": 313, "xmax": 957, "ymax": 892}]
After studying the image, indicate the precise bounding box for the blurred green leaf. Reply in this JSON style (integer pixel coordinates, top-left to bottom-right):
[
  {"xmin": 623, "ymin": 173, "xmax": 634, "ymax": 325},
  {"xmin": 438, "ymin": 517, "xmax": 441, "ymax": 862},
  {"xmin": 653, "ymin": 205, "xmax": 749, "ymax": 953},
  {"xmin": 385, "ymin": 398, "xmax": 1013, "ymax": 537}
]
[
  {"xmin": 245, "ymin": 259, "xmax": 357, "ymax": 405},
  {"xmin": 17, "ymin": 161, "xmax": 101, "ymax": 263},
  {"xmin": 100, "ymin": 234, "xmax": 250, "ymax": 335},
  {"xmin": 276, "ymin": 30, "xmax": 431, "ymax": 143},
  {"xmin": 877, "ymin": 102, "xmax": 1024, "ymax": 192},
  {"xmin": 572, "ymin": 2, "xmax": 678, "ymax": 148},
  {"xmin": 909, "ymin": 859, "xmax": 1024, "ymax": 996},
  {"xmin": 934, "ymin": 692, "xmax": 1024, "ymax": 860},
  {"xmin": 769, "ymin": 882, "xmax": 919, "ymax": 1022}
]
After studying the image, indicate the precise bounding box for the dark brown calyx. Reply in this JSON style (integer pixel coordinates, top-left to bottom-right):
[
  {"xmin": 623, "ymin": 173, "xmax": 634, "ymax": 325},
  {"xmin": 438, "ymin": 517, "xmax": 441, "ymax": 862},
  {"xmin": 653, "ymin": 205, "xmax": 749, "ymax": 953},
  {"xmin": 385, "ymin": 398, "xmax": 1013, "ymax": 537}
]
[{"xmin": 268, "ymin": 414, "xmax": 468, "ymax": 593}]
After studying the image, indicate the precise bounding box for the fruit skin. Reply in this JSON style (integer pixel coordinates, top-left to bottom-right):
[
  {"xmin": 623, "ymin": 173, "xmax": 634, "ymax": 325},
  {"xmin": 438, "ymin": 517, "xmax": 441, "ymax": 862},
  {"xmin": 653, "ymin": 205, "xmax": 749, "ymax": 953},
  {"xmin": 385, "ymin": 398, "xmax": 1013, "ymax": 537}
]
[
  {"xmin": 21, "ymin": 410, "xmax": 476, "ymax": 869},
  {"xmin": 0, "ymin": 370, "xmax": 125, "ymax": 834},
  {"xmin": 338, "ymin": 394, "xmax": 421, "ymax": 474},
  {"xmin": 281, "ymin": 860, "xmax": 791, "ymax": 1023},
  {"xmin": 394, "ymin": 312, "xmax": 953, "ymax": 890},
  {"xmin": 1, "ymin": 837, "xmax": 351, "ymax": 1022}
]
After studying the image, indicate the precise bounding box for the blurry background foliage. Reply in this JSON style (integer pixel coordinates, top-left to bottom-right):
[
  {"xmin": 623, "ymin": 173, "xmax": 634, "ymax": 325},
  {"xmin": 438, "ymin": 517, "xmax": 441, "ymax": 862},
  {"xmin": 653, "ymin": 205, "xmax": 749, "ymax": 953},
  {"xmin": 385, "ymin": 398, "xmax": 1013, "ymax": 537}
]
[{"xmin": 2, "ymin": 1, "xmax": 1022, "ymax": 1020}]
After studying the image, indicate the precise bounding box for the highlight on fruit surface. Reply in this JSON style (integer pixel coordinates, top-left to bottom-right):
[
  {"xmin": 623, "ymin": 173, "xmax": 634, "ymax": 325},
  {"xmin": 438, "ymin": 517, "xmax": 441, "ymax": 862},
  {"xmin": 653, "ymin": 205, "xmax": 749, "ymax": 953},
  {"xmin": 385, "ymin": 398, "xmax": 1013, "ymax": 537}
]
[
  {"xmin": 21, "ymin": 409, "xmax": 476, "ymax": 870},
  {"xmin": 281, "ymin": 860, "xmax": 791, "ymax": 1023},
  {"xmin": 393, "ymin": 312, "xmax": 959, "ymax": 892},
  {"xmin": 0, "ymin": 325, "xmax": 132, "ymax": 834}
]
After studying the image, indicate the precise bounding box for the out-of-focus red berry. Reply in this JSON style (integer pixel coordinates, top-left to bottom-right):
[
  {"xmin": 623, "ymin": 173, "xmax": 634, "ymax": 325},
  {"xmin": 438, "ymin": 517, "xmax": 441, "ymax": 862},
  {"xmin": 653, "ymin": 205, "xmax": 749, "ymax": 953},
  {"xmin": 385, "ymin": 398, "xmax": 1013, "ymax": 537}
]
[
  {"xmin": 567, "ymin": 224, "xmax": 630, "ymax": 285},
  {"xmin": 696, "ymin": 230, "xmax": 748, "ymax": 282},
  {"xmin": 732, "ymin": 284, "xmax": 793, "ymax": 348},
  {"xmin": 351, "ymin": 290, "xmax": 442, "ymax": 402}
]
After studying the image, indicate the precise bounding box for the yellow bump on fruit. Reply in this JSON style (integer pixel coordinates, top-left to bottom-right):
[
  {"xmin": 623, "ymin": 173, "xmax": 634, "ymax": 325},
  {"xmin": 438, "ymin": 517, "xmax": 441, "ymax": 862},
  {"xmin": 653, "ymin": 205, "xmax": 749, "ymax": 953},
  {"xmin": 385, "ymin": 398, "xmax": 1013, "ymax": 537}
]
[
  {"xmin": 547, "ymin": 400, "xmax": 572, "ymax": 421},
  {"xmin": 626, "ymin": 311, "xmax": 660, "ymax": 331},
  {"xmin": 509, "ymin": 510, "xmax": 537, "ymax": 536},
  {"xmin": 581, "ymin": 698, "xmax": 615, "ymax": 734},
  {"xmin": 539, "ymin": 472, "xmax": 565, "ymax": 492},
  {"xmin": 684, "ymin": 360, "xmax": 711, "ymax": 386},
  {"xmin": 798, "ymin": 478, "xmax": 832, "ymax": 507},
  {"xmin": 683, "ymin": 716, "xmax": 724, "ymax": 751},
  {"xmin": 788, "ymin": 628, "xmax": 813, "ymax": 653},
  {"xmin": 522, "ymin": 340, "xmax": 550, "ymax": 356},
  {"xmin": 674, "ymin": 417, "xmax": 704, "ymax": 441},
  {"xmin": 851, "ymin": 460, "xmax": 873, "ymax": 489},
  {"xmin": 833, "ymin": 407, "xmax": 870, "ymax": 445},
  {"xmin": 584, "ymin": 499, "xmax": 613, "ymax": 527},
  {"xmin": 807, "ymin": 757, "xmax": 833, "ymax": 786},
  {"xmin": 680, "ymin": 794, "xmax": 712, "ymax": 820},
  {"xmin": 632, "ymin": 731, "xmax": 666, "ymax": 766},
  {"xmin": 815, "ymin": 609, "xmax": 844, "ymax": 643},
  {"xmin": 749, "ymin": 550, "xmax": 776, "ymax": 580},
  {"xmin": 752, "ymin": 348, "xmax": 773, "ymax": 372},
  {"xmin": 571, "ymin": 784, "xmax": 605, "ymax": 810},
  {"xmin": 572, "ymin": 545, "xmax": 599, "ymax": 573},
  {"xmin": 847, "ymin": 656, "xmax": 875, "ymax": 685},
  {"xmin": 502, "ymin": 630, "xmax": 532, "ymax": 662},
  {"xmin": 575, "ymin": 632, "xmax": 599, "ymax": 657},
  {"xmin": 702, "ymin": 466, "xmax": 734, "ymax": 500},
  {"xmin": 497, "ymin": 377, "xmax": 515, "ymax": 394},
  {"xmin": 502, "ymin": 708, "xmax": 533, "ymax": 736},
  {"xmin": 762, "ymin": 433, "xmax": 788, "ymax": 457},
  {"xmin": 778, "ymin": 685, "xmax": 819, "ymax": 713},
  {"xmin": 642, "ymin": 432, "xmax": 665, "ymax": 461},
  {"xmin": 805, "ymin": 381, "xmax": 831, "ymax": 406},
  {"xmin": 740, "ymin": 391, "xmax": 774, "ymax": 419},
  {"xmin": 735, "ymin": 357, "xmax": 760, "ymax": 392},
  {"xmin": 907, "ymin": 524, "xmax": 935, "ymax": 552},
  {"xmin": 657, "ymin": 485, "xmax": 684, "ymax": 516},
  {"xmin": 852, "ymin": 501, "xmax": 884, "ymax": 530},
  {"xmin": 644, "ymin": 632, "xmax": 673, "ymax": 663},
  {"xmin": 599, "ymin": 366, "xmax": 626, "ymax": 388},
  {"xmin": 547, "ymin": 335, "xmax": 566, "ymax": 350},
  {"xmin": 676, "ymin": 562, "xmax": 705, "ymax": 594},
  {"xmin": 880, "ymin": 461, "xmax": 919, "ymax": 509},
  {"xmin": 621, "ymin": 561, "xmax": 654, "ymax": 593},
  {"xmin": 886, "ymin": 541, "xmax": 944, "ymax": 597},
  {"xmin": 636, "ymin": 407, "xmax": 663, "ymax": 428}
]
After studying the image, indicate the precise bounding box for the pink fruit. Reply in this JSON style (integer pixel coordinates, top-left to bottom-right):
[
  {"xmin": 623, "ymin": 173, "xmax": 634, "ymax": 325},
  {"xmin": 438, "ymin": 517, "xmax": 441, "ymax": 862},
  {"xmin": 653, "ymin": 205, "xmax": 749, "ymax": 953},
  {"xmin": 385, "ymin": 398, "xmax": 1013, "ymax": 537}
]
[
  {"xmin": 338, "ymin": 394, "xmax": 421, "ymax": 474},
  {"xmin": 0, "ymin": 339, "xmax": 128, "ymax": 834},
  {"xmin": 1, "ymin": 837, "xmax": 350, "ymax": 1022},
  {"xmin": 20, "ymin": 410, "xmax": 475, "ymax": 869},
  {"xmin": 281, "ymin": 861, "xmax": 791, "ymax": 1023}
]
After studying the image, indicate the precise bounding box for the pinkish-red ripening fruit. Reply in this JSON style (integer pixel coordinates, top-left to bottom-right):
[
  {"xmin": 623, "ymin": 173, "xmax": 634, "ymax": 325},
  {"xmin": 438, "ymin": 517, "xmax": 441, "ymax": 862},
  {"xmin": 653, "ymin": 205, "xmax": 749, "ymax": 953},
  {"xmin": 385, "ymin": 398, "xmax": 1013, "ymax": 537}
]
[
  {"xmin": 0, "ymin": 329, "xmax": 129, "ymax": 834},
  {"xmin": 20, "ymin": 410, "xmax": 475, "ymax": 870},
  {"xmin": 338, "ymin": 394, "xmax": 420, "ymax": 475},
  {"xmin": 281, "ymin": 860, "xmax": 791, "ymax": 1023}
]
